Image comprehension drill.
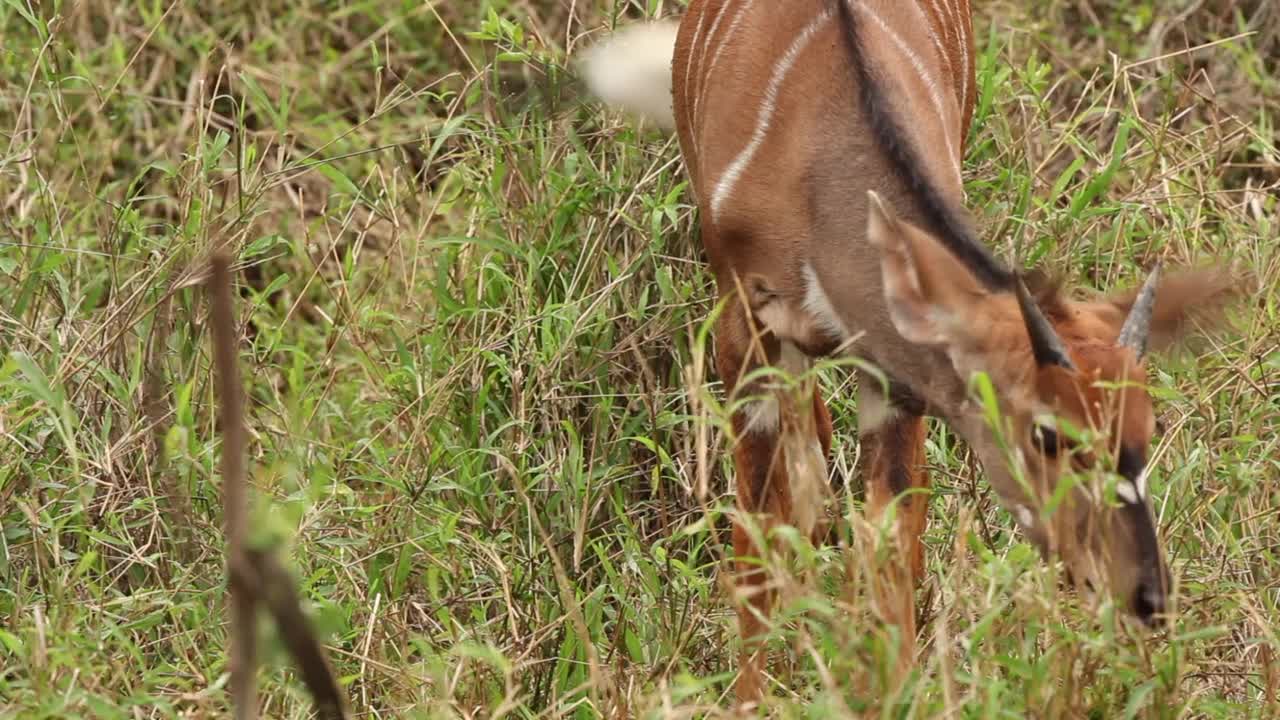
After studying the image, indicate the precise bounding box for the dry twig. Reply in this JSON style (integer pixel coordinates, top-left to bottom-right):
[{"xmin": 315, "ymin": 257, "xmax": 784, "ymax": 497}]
[{"xmin": 209, "ymin": 253, "xmax": 349, "ymax": 720}]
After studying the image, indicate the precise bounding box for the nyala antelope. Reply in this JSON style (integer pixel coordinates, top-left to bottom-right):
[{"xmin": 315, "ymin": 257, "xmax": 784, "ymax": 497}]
[{"xmin": 582, "ymin": 0, "xmax": 1239, "ymax": 701}]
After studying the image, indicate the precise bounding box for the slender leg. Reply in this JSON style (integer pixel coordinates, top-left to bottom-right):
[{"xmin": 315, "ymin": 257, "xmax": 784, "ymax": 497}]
[
  {"xmin": 812, "ymin": 386, "xmax": 834, "ymax": 461},
  {"xmin": 859, "ymin": 382, "xmax": 931, "ymax": 670},
  {"xmin": 716, "ymin": 301, "xmax": 833, "ymax": 704},
  {"xmin": 728, "ymin": 417, "xmax": 784, "ymax": 703}
]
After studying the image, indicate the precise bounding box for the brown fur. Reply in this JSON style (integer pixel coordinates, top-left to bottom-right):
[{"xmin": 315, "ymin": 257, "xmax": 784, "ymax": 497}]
[
  {"xmin": 863, "ymin": 411, "xmax": 931, "ymax": 669},
  {"xmin": 666, "ymin": 0, "xmax": 1240, "ymax": 704}
]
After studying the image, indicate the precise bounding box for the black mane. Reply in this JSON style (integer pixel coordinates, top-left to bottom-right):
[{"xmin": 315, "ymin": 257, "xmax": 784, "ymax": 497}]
[{"xmin": 833, "ymin": 0, "xmax": 1015, "ymax": 291}]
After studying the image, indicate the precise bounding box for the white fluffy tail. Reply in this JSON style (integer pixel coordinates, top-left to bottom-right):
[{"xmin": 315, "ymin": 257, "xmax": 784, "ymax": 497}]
[{"xmin": 577, "ymin": 21, "xmax": 679, "ymax": 130}]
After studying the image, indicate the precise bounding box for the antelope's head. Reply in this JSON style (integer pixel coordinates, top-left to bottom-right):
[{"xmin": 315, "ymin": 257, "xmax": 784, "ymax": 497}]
[{"xmin": 865, "ymin": 191, "xmax": 1240, "ymax": 625}]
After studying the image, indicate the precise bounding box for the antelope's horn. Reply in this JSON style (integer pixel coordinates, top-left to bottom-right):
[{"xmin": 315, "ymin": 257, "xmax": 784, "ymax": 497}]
[
  {"xmin": 1016, "ymin": 278, "xmax": 1075, "ymax": 370},
  {"xmin": 1117, "ymin": 262, "xmax": 1162, "ymax": 360}
]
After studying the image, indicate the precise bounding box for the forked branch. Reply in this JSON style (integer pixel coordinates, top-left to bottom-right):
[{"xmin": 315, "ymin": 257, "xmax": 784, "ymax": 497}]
[{"xmin": 208, "ymin": 253, "xmax": 349, "ymax": 720}]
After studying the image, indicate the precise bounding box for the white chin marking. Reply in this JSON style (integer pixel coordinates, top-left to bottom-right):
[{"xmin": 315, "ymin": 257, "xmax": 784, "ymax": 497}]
[{"xmin": 1116, "ymin": 479, "xmax": 1140, "ymax": 505}]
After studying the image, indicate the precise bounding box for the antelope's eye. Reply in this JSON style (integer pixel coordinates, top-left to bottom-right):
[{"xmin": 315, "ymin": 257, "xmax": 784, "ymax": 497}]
[{"xmin": 1032, "ymin": 424, "xmax": 1061, "ymax": 457}]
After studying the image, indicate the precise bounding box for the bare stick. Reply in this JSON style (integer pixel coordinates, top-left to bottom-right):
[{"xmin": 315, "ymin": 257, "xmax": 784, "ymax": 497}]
[
  {"xmin": 209, "ymin": 253, "xmax": 257, "ymax": 720},
  {"xmin": 210, "ymin": 253, "xmax": 349, "ymax": 718},
  {"xmin": 246, "ymin": 549, "xmax": 349, "ymax": 720}
]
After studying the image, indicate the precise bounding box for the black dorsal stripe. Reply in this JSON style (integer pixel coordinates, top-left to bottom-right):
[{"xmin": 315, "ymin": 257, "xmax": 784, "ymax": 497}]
[{"xmin": 833, "ymin": 0, "xmax": 1015, "ymax": 291}]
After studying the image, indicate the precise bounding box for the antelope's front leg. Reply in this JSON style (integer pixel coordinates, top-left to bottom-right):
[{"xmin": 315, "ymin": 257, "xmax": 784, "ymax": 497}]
[
  {"xmin": 718, "ymin": 302, "xmax": 834, "ymax": 704},
  {"xmin": 859, "ymin": 382, "xmax": 932, "ymax": 672},
  {"xmin": 728, "ymin": 412, "xmax": 784, "ymax": 704}
]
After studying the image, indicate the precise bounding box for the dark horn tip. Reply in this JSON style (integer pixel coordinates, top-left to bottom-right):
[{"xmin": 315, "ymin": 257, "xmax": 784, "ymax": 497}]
[{"xmin": 1015, "ymin": 276, "xmax": 1076, "ymax": 370}]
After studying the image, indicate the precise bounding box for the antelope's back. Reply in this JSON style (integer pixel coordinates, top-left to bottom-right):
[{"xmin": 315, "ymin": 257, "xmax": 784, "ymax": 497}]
[
  {"xmin": 672, "ymin": 1, "xmax": 837, "ymax": 210},
  {"xmin": 671, "ymin": 0, "xmax": 977, "ymax": 266}
]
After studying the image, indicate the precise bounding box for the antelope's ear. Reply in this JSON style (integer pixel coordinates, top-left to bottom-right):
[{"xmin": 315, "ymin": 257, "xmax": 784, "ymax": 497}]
[
  {"xmin": 1099, "ymin": 265, "xmax": 1244, "ymax": 353},
  {"xmin": 865, "ymin": 191, "xmax": 989, "ymax": 346}
]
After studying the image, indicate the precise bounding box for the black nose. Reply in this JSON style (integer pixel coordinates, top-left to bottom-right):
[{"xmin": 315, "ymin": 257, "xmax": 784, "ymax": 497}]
[{"xmin": 1132, "ymin": 579, "xmax": 1167, "ymax": 626}]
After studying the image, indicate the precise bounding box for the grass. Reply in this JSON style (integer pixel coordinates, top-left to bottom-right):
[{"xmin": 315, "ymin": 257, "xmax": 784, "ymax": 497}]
[{"xmin": 1, "ymin": 0, "xmax": 1277, "ymax": 717}]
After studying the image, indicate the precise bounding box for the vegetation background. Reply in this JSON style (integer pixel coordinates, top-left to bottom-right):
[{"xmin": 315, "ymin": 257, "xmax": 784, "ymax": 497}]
[{"xmin": 1, "ymin": 0, "xmax": 1277, "ymax": 717}]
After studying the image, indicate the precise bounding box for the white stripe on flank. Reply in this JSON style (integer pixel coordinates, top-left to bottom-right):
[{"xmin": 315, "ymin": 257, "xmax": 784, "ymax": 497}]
[
  {"xmin": 945, "ymin": 0, "xmax": 970, "ymax": 118},
  {"xmin": 852, "ymin": 1, "xmax": 961, "ymax": 179},
  {"xmin": 689, "ymin": 0, "xmax": 732, "ymax": 129},
  {"xmin": 710, "ymin": 8, "xmax": 833, "ymax": 222},
  {"xmin": 921, "ymin": 0, "xmax": 969, "ymax": 134},
  {"xmin": 958, "ymin": 1, "xmax": 971, "ymax": 116},
  {"xmin": 919, "ymin": 0, "xmax": 954, "ymax": 83},
  {"xmin": 683, "ymin": 8, "xmax": 707, "ymax": 132},
  {"xmin": 695, "ymin": 0, "xmax": 753, "ymax": 136}
]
